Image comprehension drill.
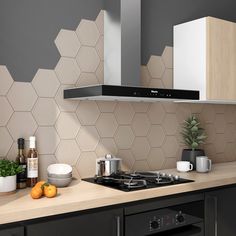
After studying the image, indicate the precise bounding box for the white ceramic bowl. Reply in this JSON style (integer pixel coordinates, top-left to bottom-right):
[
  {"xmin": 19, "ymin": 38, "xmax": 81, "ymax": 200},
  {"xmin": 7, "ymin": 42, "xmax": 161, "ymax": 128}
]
[
  {"xmin": 0, "ymin": 175, "xmax": 16, "ymax": 193},
  {"xmin": 47, "ymin": 164, "xmax": 72, "ymax": 178},
  {"xmin": 48, "ymin": 177, "xmax": 72, "ymax": 188}
]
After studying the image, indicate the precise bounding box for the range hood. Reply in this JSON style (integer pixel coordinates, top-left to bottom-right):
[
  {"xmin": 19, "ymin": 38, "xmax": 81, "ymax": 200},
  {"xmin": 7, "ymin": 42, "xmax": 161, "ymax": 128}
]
[{"xmin": 64, "ymin": 0, "xmax": 199, "ymax": 102}]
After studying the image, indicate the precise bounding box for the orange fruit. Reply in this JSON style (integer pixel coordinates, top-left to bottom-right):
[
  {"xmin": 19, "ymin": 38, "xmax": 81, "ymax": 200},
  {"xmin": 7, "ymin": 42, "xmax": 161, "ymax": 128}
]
[
  {"xmin": 44, "ymin": 184, "xmax": 57, "ymax": 198},
  {"xmin": 30, "ymin": 187, "xmax": 43, "ymax": 199},
  {"xmin": 35, "ymin": 181, "xmax": 46, "ymax": 189}
]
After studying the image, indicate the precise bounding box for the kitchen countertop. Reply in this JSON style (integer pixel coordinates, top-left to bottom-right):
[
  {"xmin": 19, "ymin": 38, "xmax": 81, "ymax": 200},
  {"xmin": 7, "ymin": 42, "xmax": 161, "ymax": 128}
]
[{"xmin": 1, "ymin": 161, "xmax": 236, "ymax": 225}]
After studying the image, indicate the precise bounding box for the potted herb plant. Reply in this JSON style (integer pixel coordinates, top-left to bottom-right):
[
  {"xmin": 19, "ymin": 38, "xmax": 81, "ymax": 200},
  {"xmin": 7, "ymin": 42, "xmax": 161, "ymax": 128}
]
[
  {"xmin": 0, "ymin": 159, "xmax": 23, "ymax": 193},
  {"xmin": 181, "ymin": 115, "xmax": 207, "ymax": 169}
]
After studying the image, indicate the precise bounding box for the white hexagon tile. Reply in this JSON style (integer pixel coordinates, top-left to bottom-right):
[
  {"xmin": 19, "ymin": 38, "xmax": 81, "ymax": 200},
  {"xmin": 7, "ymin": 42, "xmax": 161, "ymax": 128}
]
[{"xmin": 1, "ymin": 11, "xmax": 236, "ymax": 179}]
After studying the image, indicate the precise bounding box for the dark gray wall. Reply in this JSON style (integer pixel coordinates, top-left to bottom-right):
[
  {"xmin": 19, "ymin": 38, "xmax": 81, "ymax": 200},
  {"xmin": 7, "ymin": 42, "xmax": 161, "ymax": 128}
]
[
  {"xmin": 0, "ymin": 0, "xmax": 103, "ymax": 82},
  {"xmin": 141, "ymin": 0, "xmax": 236, "ymax": 64}
]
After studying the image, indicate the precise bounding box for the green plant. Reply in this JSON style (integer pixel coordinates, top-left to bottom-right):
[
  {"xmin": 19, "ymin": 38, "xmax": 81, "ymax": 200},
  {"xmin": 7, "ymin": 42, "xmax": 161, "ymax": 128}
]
[
  {"xmin": 0, "ymin": 159, "xmax": 23, "ymax": 177},
  {"xmin": 181, "ymin": 115, "xmax": 207, "ymax": 150}
]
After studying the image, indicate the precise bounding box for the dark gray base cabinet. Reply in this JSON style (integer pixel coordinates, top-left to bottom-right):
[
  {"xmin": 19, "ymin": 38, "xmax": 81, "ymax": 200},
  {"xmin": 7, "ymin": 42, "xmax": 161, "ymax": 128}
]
[
  {"xmin": 26, "ymin": 208, "xmax": 123, "ymax": 236},
  {"xmin": 0, "ymin": 226, "xmax": 24, "ymax": 236},
  {"xmin": 205, "ymin": 186, "xmax": 236, "ymax": 236}
]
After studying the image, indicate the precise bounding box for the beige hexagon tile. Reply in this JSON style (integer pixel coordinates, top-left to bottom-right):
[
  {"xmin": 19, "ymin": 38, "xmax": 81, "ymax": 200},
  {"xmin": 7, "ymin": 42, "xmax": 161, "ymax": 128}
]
[
  {"xmin": 114, "ymin": 126, "xmax": 135, "ymax": 149},
  {"xmin": 76, "ymin": 100, "xmax": 100, "ymax": 125},
  {"xmin": 162, "ymin": 69, "xmax": 173, "ymax": 89},
  {"xmin": 55, "ymin": 85, "xmax": 79, "ymax": 112},
  {"xmin": 214, "ymin": 133, "xmax": 226, "ymax": 154},
  {"xmin": 96, "ymin": 61, "xmax": 104, "ymax": 84},
  {"xmin": 7, "ymin": 112, "xmax": 37, "ymax": 141},
  {"xmin": 225, "ymin": 124, "xmax": 235, "ymax": 143},
  {"xmin": 204, "ymin": 123, "xmax": 216, "ymax": 144},
  {"xmin": 96, "ymin": 113, "xmax": 118, "ymax": 138},
  {"xmin": 140, "ymin": 66, "xmax": 151, "ymax": 87},
  {"xmin": 131, "ymin": 102, "xmax": 149, "ymax": 113},
  {"xmin": 76, "ymin": 46, "xmax": 100, "ymax": 72},
  {"xmin": 147, "ymin": 148, "xmax": 165, "ymax": 170},
  {"xmin": 214, "ymin": 105, "xmax": 225, "ymax": 114},
  {"xmin": 56, "ymin": 140, "xmax": 80, "ymax": 165},
  {"xmin": 162, "ymin": 136, "xmax": 179, "ymax": 158},
  {"xmin": 95, "ymin": 138, "xmax": 118, "ymax": 157},
  {"xmin": 163, "ymin": 114, "xmax": 179, "ymax": 135},
  {"xmin": 132, "ymin": 113, "xmax": 151, "ymax": 136},
  {"xmin": 161, "ymin": 46, "xmax": 173, "ymax": 69},
  {"xmin": 214, "ymin": 114, "xmax": 226, "ymax": 134},
  {"xmin": 72, "ymin": 166, "xmax": 81, "ymax": 181},
  {"xmin": 76, "ymin": 126, "xmax": 99, "ymax": 151},
  {"xmin": 32, "ymin": 69, "xmax": 60, "ymax": 97},
  {"xmin": 147, "ymin": 102, "xmax": 166, "ymax": 124},
  {"xmin": 55, "ymin": 112, "xmax": 80, "ymax": 139},
  {"xmin": 76, "ymin": 152, "xmax": 97, "ymax": 178},
  {"xmin": 96, "ymin": 36, "xmax": 104, "ymax": 60},
  {"xmin": 32, "ymin": 98, "xmax": 60, "ymax": 126},
  {"xmin": 0, "ymin": 65, "xmax": 14, "ymax": 95},
  {"xmin": 175, "ymin": 103, "xmax": 191, "ymax": 125},
  {"xmin": 132, "ymin": 160, "xmax": 150, "ymax": 171},
  {"xmin": 39, "ymin": 155, "xmax": 57, "ymax": 180},
  {"xmin": 147, "ymin": 125, "xmax": 165, "ymax": 147},
  {"xmin": 162, "ymin": 158, "xmax": 176, "ymax": 169},
  {"xmin": 117, "ymin": 149, "xmax": 135, "ymax": 171},
  {"xmin": 0, "ymin": 127, "xmax": 13, "ymax": 157},
  {"xmin": 76, "ymin": 72, "xmax": 99, "ymax": 87},
  {"xmin": 162, "ymin": 102, "xmax": 178, "ymax": 113},
  {"xmin": 0, "ymin": 97, "xmax": 13, "ymax": 126},
  {"xmin": 35, "ymin": 127, "xmax": 60, "ymax": 155},
  {"xmin": 55, "ymin": 29, "xmax": 81, "ymax": 57},
  {"xmin": 95, "ymin": 10, "xmax": 104, "ymax": 35},
  {"xmin": 224, "ymin": 143, "xmax": 236, "ymax": 161},
  {"xmin": 97, "ymin": 101, "xmax": 117, "ymax": 113},
  {"xmin": 114, "ymin": 102, "xmax": 135, "ymax": 125},
  {"xmin": 190, "ymin": 104, "xmax": 203, "ymax": 115},
  {"xmin": 55, "ymin": 57, "xmax": 81, "ymax": 85},
  {"xmin": 224, "ymin": 106, "xmax": 235, "ymax": 124},
  {"xmin": 76, "ymin": 19, "xmax": 100, "ymax": 46},
  {"xmin": 148, "ymin": 78, "xmax": 165, "ymax": 88},
  {"xmin": 147, "ymin": 55, "xmax": 165, "ymax": 79},
  {"xmin": 131, "ymin": 137, "xmax": 150, "ymax": 161},
  {"xmin": 7, "ymin": 82, "xmax": 37, "ymax": 111},
  {"xmin": 204, "ymin": 144, "xmax": 216, "ymax": 160}
]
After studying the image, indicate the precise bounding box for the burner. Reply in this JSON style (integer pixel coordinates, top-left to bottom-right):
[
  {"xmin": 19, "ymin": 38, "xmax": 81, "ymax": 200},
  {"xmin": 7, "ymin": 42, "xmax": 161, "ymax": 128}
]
[{"xmin": 123, "ymin": 179, "xmax": 147, "ymax": 189}]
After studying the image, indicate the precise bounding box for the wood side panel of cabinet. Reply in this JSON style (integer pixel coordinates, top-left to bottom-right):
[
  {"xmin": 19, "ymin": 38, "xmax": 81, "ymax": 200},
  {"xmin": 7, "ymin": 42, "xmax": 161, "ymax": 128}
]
[
  {"xmin": 26, "ymin": 208, "xmax": 123, "ymax": 236},
  {"xmin": 207, "ymin": 17, "xmax": 236, "ymax": 100},
  {"xmin": 0, "ymin": 226, "xmax": 24, "ymax": 236}
]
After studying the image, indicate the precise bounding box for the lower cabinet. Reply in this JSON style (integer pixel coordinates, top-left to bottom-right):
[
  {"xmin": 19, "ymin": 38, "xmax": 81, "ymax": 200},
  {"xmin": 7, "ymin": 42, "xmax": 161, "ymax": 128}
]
[
  {"xmin": 0, "ymin": 226, "xmax": 24, "ymax": 236},
  {"xmin": 205, "ymin": 186, "xmax": 236, "ymax": 236},
  {"xmin": 26, "ymin": 208, "xmax": 123, "ymax": 236}
]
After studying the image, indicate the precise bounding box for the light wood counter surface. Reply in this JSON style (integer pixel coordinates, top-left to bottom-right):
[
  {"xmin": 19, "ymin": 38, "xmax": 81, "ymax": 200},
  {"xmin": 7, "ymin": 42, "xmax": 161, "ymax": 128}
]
[{"xmin": 1, "ymin": 161, "xmax": 236, "ymax": 225}]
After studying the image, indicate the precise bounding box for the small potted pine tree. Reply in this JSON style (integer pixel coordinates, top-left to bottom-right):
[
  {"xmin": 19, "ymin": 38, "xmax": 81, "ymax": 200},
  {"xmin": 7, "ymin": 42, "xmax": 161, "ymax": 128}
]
[
  {"xmin": 0, "ymin": 159, "xmax": 23, "ymax": 194},
  {"xmin": 181, "ymin": 115, "xmax": 207, "ymax": 169}
]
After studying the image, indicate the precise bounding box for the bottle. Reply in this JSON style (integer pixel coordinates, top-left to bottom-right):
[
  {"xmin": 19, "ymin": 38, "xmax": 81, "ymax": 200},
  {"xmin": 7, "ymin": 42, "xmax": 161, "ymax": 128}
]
[
  {"xmin": 27, "ymin": 136, "xmax": 38, "ymax": 187},
  {"xmin": 16, "ymin": 138, "xmax": 27, "ymax": 189}
]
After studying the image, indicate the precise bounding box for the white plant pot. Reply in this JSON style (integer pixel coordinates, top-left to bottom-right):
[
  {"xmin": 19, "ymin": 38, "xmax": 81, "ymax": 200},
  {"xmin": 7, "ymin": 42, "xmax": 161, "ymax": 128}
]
[{"xmin": 0, "ymin": 175, "xmax": 16, "ymax": 193}]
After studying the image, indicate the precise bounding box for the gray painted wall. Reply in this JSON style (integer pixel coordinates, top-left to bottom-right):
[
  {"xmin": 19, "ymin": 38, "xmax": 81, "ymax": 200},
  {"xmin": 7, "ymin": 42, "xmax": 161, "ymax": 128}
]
[
  {"xmin": 0, "ymin": 0, "xmax": 103, "ymax": 82},
  {"xmin": 141, "ymin": 0, "xmax": 236, "ymax": 64}
]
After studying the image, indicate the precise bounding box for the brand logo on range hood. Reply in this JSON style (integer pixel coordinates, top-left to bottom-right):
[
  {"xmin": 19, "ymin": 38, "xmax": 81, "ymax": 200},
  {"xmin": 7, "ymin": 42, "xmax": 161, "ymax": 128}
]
[{"xmin": 151, "ymin": 90, "xmax": 159, "ymax": 94}]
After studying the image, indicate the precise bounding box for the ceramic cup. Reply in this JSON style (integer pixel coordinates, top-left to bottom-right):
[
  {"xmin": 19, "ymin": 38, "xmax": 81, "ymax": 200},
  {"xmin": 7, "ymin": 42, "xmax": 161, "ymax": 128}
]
[
  {"xmin": 176, "ymin": 161, "xmax": 193, "ymax": 172},
  {"xmin": 196, "ymin": 156, "xmax": 212, "ymax": 173}
]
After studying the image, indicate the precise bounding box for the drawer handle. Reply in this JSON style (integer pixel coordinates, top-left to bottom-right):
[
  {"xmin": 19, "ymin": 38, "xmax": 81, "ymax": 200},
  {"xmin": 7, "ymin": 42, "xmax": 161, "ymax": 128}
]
[
  {"xmin": 213, "ymin": 196, "xmax": 218, "ymax": 236},
  {"xmin": 116, "ymin": 216, "xmax": 121, "ymax": 236}
]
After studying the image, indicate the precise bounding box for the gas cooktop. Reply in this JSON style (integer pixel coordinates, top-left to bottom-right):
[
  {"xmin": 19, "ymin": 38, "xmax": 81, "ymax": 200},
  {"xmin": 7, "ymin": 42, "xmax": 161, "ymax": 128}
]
[{"xmin": 82, "ymin": 171, "xmax": 194, "ymax": 192}]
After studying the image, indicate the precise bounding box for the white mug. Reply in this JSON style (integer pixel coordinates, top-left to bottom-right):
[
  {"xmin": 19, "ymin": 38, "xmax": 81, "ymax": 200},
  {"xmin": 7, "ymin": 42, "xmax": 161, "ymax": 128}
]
[
  {"xmin": 196, "ymin": 156, "xmax": 212, "ymax": 173},
  {"xmin": 177, "ymin": 161, "xmax": 193, "ymax": 172}
]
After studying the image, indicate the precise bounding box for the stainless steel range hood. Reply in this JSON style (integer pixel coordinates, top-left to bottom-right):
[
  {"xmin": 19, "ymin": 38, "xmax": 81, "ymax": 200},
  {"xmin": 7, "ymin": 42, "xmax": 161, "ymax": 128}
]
[{"xmin": 64, "ymin": 0, "xmax": 199, "ymax": 102}]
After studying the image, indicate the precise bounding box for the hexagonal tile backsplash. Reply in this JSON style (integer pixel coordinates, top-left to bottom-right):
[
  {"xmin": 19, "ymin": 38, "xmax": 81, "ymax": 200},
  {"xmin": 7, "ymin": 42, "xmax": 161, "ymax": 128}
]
[{"xmin": 1, "ymin": 10, "xmax": 236, "ymax": 179}]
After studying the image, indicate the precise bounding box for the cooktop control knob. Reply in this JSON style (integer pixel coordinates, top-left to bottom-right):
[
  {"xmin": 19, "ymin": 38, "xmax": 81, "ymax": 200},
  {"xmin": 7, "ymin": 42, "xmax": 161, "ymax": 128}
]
[
  {"xmin": 176, "ymin": 213, "xmax": 185, "ymax": 223},
  {"xmin": 150, "ymin": 220, "xmax": 160, "ymax": 230}
]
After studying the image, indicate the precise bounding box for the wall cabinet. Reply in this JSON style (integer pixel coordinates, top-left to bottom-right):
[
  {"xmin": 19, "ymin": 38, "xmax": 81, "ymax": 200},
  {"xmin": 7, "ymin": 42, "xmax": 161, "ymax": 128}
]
[
  {"xmin": 205, "ymin": 186, "xmax": 236, "ymax": 236},
  {"xmin": 174, "ymin": 17, "xmax": 236, "ymax": 102},
  {"xmin": 0, "ymin": 226, "xmax": 24, "ymax": 236},
  {"xmin": 26, "ymin": 208, "xmax": 123, "ymax": 236}
]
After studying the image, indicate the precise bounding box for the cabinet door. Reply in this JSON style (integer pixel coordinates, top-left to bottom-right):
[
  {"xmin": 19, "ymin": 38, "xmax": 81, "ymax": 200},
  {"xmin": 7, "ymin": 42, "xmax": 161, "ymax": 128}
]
[
  {"xmin": 205, "ymin": 186, "xmax": 236, "ymax": 236},
  {"xmin": 0, "ymin": 226, "xmax": 24, "ymax": 236},
  {"xmin": 26, "ymin": 208, "xmax": 123, "ymax": 236}
]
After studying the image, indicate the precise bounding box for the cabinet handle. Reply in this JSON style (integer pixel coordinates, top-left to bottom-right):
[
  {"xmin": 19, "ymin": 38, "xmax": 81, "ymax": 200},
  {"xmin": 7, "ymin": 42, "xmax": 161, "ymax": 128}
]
[
  {"xmin": 116, "ymin": 216, "xmax": 121, "ymax": 236},
  {"xmin": 213, "ymin": 196, "xmax": 218, "ymax": 236}
]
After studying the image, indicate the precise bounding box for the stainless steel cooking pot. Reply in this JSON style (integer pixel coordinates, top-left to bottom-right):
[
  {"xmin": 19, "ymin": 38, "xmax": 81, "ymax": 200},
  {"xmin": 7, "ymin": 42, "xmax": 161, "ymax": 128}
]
[{"xmin": 96, "ymin": 154, "xmax": 121, "ymax": 177}]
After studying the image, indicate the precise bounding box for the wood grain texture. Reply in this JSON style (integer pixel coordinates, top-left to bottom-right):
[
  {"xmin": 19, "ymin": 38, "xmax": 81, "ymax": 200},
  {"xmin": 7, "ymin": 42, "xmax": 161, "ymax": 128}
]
[
  {"xmin": 207, "ymin": 17, "xmax": 236, "ymax": 100},
  {"xmin": 1, "ymin": 162, "xmax": 236, "ymax": 225}
]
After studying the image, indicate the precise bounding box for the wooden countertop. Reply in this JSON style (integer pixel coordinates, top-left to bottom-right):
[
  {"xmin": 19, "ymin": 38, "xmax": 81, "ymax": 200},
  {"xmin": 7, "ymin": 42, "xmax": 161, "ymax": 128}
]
[{"xmin": 1, "ymin": 161, "xmax": 236, "ymax": 225}]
